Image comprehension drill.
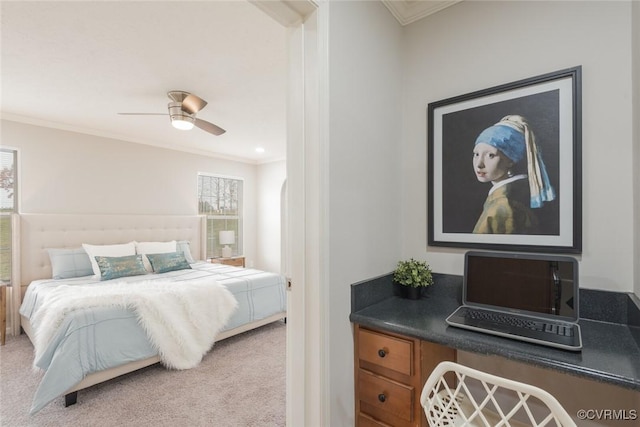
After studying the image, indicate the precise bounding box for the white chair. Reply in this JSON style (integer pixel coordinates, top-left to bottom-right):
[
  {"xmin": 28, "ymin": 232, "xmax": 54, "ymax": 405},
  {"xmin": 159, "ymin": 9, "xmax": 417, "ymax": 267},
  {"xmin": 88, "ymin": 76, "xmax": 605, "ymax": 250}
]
[{"xmin": 421, "ymin": 361, "xmax": 576, "ymax": 427}]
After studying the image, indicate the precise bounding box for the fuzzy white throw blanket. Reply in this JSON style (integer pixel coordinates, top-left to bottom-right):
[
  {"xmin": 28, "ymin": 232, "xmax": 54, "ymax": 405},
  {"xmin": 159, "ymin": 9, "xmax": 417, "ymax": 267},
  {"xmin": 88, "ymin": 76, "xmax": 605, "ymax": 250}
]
[{"xmin": 31, "ymin": 278, "xmax": 238, "ymax": 370}]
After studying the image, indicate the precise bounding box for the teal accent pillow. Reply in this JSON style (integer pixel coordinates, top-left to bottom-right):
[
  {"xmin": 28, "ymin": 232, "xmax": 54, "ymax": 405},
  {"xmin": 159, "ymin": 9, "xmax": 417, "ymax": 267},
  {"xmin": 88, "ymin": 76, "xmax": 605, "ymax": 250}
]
[
  {"xmin": 48, "ymin": 248, "xmax": 94, "ymax": 279},
  {"xmin": 146, "ymin": 252, "xmax": 192, "ymax": 274},
  {"xmin": 95, "ymin": 254, "xmax": 148, "ymax": 281}
]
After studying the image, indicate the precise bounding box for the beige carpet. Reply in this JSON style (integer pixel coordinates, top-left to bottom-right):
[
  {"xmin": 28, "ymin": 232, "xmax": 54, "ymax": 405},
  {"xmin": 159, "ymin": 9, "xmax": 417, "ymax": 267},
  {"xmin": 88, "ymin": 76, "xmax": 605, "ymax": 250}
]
[{"xmin": 0, "ymin": 321, "xmax": 286, "ymax": 427}]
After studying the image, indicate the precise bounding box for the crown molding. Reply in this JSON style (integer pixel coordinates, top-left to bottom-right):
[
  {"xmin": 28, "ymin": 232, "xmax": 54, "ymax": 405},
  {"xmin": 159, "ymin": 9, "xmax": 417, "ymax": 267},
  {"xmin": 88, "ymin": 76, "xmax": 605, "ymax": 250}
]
[
  {"xmin": 0, "ymin": 114, "xmax": 269, "ymax": 165},
  {"xmin": 249, "ymin": 0, "xmax": 318, "ymax": 27},
  {"xmin": 382, "ymin": 0, "xmax": 462, "ymax": 26}
]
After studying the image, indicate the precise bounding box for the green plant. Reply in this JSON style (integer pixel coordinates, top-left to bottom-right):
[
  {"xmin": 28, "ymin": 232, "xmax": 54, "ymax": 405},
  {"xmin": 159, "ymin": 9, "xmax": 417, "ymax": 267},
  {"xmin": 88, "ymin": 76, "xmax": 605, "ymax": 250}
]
[{"xmin": 393, "ymin": 258, "xmax": 433, "ymax": 288}]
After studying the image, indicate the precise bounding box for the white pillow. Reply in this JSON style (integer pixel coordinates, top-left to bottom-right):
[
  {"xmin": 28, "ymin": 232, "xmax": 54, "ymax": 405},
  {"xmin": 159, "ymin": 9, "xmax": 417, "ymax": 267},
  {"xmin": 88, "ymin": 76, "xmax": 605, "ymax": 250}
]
[
  {"xmin": 82, "ymin": 242, "xmax": 137, "ymax": 279},
  {"xmin": 176, "ymin": 240, "xmax": 196, "ymax": 264},
  {"xmin": 135, "ymin": 240, "xmax": 177, "ymax": 272},
  {"xmin": 47, "ymin": 247, "xmax": 93, "ymax": 279}
]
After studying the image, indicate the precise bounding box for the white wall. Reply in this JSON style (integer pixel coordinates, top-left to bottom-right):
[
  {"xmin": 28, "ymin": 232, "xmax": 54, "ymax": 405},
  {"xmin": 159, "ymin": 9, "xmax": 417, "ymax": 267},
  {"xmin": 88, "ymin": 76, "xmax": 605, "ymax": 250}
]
[
  {"xmin": 1, "ymin": 119, "xmax": 272, "ymax": 268},
  {"xmin": 633, "ymin": 0, "xmax": 640, "ymax": 297},
  {"xmin": 398, "ymin": 1, "xmax": 637, "ymax": 421},
  {"xmin": 402, "ymin": 0, "xmax": 635, "ymax": 293},
  {"xmin": 256, "ymin": 160, "xmax": 286, "ymax": 272},
  {"xmin": 321, "ymin": 1, "xmax": 637, "ymax": 425},
  {"xmin": 326, "ymin": 1, "xmax": 404, "ymax": 425}
]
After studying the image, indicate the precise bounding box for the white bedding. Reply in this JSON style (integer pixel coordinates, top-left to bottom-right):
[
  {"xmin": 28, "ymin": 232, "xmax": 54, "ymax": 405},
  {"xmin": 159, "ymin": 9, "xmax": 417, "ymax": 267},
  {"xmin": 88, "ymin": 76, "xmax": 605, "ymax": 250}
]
[
  {"xmin": 20, "ymin": 262, "xmax": 287, "ymax": 414},
  {"xmin": 31, "ymin": 278, "xmax": 238, "ymax": 370}
]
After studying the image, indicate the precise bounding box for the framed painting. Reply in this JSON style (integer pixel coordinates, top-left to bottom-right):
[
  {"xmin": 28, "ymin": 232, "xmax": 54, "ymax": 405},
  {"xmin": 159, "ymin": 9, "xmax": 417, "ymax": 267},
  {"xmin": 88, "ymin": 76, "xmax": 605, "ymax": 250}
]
[{"xmin": 428, "ymin": 66, "xmax": 582, "ymax": 253}]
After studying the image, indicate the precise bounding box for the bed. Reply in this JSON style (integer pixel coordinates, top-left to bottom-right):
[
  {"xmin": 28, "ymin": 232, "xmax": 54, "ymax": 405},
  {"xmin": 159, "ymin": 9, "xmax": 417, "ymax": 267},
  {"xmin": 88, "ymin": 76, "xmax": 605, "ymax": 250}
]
[{"xmin": 16, "ymin": 214, "xmax": 287, "ymax": 414}]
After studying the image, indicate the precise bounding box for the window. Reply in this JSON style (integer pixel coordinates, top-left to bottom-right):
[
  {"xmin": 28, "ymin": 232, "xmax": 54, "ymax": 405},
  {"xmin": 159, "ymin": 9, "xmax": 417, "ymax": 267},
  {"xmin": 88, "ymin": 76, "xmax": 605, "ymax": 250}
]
[
  {"xmin": 198, "ymin": 174, "xmax": 243, "ymax": 259},
  {"xmin": 0, "ymin": 148, "xmax": 17, "ymax": 284}
]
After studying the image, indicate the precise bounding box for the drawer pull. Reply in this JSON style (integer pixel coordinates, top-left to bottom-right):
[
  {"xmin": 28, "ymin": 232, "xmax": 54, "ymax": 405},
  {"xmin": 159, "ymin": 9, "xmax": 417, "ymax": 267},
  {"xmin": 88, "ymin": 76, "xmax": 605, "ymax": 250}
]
[
  {"xmin": 377, "ymin": 349, "xmax": 387, "ymax": 358},
  {"xmin": 378, "ymin": 393, "xmax": 386, "ymax": 403}
]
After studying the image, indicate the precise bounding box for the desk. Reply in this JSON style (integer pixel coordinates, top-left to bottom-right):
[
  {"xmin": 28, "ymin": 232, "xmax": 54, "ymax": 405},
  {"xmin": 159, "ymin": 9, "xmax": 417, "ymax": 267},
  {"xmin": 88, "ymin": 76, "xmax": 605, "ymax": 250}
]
[{"xmin": 350, "ymin": 273, "xmax": 640, "ymax": 425}]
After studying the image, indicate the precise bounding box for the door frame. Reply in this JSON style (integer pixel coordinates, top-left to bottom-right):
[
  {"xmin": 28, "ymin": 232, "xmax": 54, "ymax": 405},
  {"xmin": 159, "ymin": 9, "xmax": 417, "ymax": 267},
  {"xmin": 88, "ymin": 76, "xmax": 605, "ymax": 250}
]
[{"xmin": 251, "ymin": 1, "xmax": 327, "ymax": 425}]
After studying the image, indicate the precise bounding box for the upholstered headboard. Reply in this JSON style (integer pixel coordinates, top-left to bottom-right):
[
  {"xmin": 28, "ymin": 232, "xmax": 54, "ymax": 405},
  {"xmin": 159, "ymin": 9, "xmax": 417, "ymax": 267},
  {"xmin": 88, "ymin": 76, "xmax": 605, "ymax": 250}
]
[{"xmin": 18, "ymin": 214, "xmax": 206, "ymax": 292}]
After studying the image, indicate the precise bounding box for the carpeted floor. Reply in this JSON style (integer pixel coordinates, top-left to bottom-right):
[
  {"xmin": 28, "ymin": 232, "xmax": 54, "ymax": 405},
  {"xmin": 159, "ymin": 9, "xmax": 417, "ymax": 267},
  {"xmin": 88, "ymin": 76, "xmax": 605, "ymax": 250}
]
[{"xmin": 0, "ymin": 321, "xmax": 286, "ymax": 427}]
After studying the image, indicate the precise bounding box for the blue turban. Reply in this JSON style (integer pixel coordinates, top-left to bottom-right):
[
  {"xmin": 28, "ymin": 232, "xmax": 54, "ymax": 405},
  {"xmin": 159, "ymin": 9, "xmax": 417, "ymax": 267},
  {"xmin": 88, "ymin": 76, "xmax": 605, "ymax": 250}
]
[{"xmin": 474, "ymin": 124, "xmax": 526, "ymax": 163}]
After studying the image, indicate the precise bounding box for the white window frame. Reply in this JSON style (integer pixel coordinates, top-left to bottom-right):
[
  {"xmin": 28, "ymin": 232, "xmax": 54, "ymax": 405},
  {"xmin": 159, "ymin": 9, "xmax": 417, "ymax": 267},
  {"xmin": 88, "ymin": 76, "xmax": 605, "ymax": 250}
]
[
  {"xmin": 197, "ymin": 173, "xmax": 244, "ymax": 259},
  {"xmin": 0, "ymin": 147, "xmax": 17, "ymax": 285}
]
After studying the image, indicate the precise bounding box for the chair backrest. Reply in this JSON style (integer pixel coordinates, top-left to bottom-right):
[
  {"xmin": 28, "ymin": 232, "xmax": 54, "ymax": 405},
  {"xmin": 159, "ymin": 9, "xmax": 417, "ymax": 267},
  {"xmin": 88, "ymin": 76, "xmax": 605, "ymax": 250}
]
[{"xmin": 421, "ymin": 361, "xmax": 576, "ymax": 427}]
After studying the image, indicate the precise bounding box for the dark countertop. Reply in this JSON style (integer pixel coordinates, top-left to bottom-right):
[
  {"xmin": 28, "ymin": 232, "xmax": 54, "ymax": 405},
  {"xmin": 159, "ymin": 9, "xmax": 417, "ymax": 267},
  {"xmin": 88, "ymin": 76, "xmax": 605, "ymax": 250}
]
[{"xmin": 350, "ymin": 273, "xmax": 640, "ymax": 391}]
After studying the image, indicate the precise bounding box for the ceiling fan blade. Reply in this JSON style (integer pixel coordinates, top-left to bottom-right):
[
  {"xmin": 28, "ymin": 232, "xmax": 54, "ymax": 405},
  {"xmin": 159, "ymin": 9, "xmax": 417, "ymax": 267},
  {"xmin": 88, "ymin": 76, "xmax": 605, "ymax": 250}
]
[
  {"xmin": 195, "ymin": 118, "xmax": 226, "ymax": 136},
  {"xmin": 182, "ymin": 94, "xmax": 208, "ymax": 115},
  {"xmin": 117, "ymin": 113, "xmax": 168, "ymax": 115}
]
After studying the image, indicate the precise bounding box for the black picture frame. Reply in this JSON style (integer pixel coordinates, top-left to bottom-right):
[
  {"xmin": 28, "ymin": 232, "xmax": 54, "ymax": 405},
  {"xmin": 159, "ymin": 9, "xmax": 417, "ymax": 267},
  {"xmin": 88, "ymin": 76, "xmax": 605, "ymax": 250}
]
[{"xmin": 428, "ymin": 66, "xmax": 582, "ymax": 253}]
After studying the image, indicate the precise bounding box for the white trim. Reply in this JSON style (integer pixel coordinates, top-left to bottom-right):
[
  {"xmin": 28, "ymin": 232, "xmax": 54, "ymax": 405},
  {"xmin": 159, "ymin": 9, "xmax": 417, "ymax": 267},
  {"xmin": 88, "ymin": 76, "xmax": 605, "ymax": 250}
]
[
  {"xmin": 280, "ymin": 179, "xmax": 288, "ymax": 274},
  {"xmin": 10, "ymin": 214, "xmax": 21, "ymax": 335},
  {"xmin": 196, "ymin": 171, "xmax": 245, "ymax": 181},
  {"xmin": 250, "ymin": 0, "xmax": 318, "ymax": 27},
  {"xmin": 317, "ymin": 1, "xmax": 331, "ymax": 423},
  {"xmin": 255, "ymin": 1, "xmax": 321, "ymax": 425},
  {"xmin": 285, "ymin": 21, "xmax": 307, "ymax": 427},
  {"xmin": 381, "ymin": 0, "xmax": 462, "ymax": 26},
  {"xmin": 0, "ymin": 148, "xmax": 19, "ymax": 335},
  {"xmin": 197, "ymin": 174, "xmax": 244, "ymax": 258},
  {"xmin": 0, "ymin": 147, "xmax": 19, "ymax": 213},
  {"xmin": 1, "ymin": 114, "xmax": 268, "ymax": 165}
]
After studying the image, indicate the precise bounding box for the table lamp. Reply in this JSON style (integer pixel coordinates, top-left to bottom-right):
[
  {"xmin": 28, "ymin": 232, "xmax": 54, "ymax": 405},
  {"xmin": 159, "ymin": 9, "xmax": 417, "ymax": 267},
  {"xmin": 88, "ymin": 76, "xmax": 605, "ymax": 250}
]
[{"xmin": 219, "ymin": 230, "xmax": 235, "ymax": 258}]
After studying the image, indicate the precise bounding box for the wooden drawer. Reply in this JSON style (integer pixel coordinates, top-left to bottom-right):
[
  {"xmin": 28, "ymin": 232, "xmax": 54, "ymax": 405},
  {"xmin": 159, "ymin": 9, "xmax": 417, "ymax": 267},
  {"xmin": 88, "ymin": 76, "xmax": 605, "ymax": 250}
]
[
  {"xmin": 211, "ymin": 257, "xmax": 245, "ymax": 268},
  {"xmin": 358, "ymin": 369, "xmax": 414, "ymax": 422},
  {"xmin": 358, "ymin": 328, "xmax": 413, "ymax": 376},
  {"xmin": 358, "ymin": 413, "xmax": 393, "ymax": 427},
  {"xmin": 354, "ymin": 324, "xmax": 457, "ymax": 427},
  {"xmin": 223, "ymin": 257, "xmax": 244, "ymax": 267}
]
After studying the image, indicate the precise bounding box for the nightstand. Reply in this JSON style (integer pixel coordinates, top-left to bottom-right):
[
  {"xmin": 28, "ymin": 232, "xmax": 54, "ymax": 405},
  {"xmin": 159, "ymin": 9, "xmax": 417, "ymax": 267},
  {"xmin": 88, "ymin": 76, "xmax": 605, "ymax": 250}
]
[{"xmin": 211, "ymin": 256, "xmax": 245, "ymax": 268}]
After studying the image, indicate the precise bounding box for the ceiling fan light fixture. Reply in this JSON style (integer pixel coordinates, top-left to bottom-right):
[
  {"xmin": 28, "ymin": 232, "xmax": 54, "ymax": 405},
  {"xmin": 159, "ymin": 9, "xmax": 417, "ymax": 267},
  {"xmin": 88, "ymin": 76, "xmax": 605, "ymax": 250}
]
[
  {"xmin": 120, "ymin": 94, "xmax": 224, "ymax": 136},
  {"xmin": 171, "ymin": 117, "xmax": 195, "ymax": 130},
  {"xmin": 168, "ymin": 101, "xmax": 195, "ymax": 130}
]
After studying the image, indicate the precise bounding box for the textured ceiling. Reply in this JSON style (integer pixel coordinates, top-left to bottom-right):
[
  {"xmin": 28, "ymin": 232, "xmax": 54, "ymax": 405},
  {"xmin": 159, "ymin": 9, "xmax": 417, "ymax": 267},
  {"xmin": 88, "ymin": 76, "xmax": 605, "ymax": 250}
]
[{"xmin": 1, "ymin": 1, "xmax": 288, "ymax": 164}]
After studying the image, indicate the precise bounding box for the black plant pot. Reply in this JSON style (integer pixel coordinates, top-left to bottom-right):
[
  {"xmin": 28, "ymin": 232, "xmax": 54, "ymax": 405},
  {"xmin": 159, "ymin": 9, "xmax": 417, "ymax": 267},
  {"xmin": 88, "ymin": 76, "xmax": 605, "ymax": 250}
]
[
  {"xmin": 394, "ymin": 282, "xmax": 424, "ymax": 299},
  {"xmin": 393, "ymin": 281, "xmax": 407, "ymax": 298},
  {"xmin": 405, "ymin": 286, "xmax": 422, "ymax": 300}
]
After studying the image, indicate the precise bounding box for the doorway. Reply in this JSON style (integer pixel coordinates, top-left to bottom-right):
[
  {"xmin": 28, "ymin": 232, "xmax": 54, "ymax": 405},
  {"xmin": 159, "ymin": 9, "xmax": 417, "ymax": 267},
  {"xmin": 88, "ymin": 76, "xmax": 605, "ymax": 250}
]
[{"xmin": 251, "ymin": 1, "xmax": 324, "ymax": 425}]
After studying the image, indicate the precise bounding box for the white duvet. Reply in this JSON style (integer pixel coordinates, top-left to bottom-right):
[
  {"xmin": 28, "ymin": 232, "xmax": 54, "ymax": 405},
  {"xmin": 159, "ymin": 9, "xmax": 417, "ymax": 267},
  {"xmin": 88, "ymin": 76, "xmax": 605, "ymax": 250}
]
[
  {"xmin": 31, "ymin": 278, "xmax": 238, "ymax": 370},
  {"xmin": 21, "ymin": 262, "xmax": 286, "ymax": 414}
]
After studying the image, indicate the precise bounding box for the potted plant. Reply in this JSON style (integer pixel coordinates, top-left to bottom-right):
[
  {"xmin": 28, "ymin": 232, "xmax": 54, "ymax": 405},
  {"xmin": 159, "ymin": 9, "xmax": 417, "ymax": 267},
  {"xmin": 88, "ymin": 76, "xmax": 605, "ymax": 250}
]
[{"xmin": 393, "ymin": 258, "xmax": 434, "ymax": 299}]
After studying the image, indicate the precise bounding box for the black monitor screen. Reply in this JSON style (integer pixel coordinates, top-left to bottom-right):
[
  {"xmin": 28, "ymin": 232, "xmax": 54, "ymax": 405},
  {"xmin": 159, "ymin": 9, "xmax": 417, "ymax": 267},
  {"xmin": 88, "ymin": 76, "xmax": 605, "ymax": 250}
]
[{"xmin": 464, "ymin": 252, "xmax": 578, "ymax": 321}]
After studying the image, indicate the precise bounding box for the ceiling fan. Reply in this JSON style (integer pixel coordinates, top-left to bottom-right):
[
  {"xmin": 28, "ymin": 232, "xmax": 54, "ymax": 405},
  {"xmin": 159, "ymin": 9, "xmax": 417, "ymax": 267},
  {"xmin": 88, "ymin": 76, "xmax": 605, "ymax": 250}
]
[{"xmin": 118, "ymin": 91, "xmax": 226, "ymax": 136}]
